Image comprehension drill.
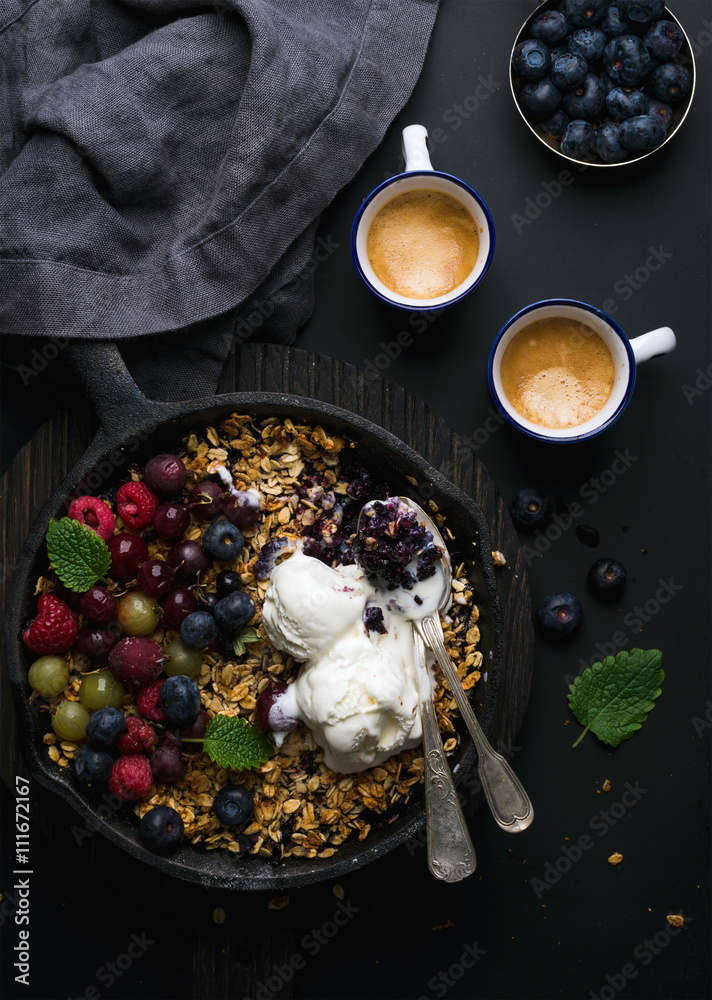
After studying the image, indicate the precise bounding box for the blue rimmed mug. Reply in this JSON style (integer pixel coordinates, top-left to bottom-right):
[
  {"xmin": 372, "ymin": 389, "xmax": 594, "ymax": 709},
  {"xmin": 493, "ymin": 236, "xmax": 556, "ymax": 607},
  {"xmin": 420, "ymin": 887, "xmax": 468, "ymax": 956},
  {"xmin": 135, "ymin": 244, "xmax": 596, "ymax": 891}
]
[
  {"xmin": 488, "ymin": 299, "xmax": 677, "ymax": 443},
  {"xmin": 351, "ymin": 125, "xmax": 495, "ymax": 311}
]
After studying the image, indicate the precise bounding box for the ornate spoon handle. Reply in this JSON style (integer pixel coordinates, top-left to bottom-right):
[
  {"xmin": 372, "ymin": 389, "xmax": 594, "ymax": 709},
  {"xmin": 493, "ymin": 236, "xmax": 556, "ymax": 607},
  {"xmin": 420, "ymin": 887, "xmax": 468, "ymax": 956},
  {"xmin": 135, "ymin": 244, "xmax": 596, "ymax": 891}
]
[
  {"xmin": 417, "ymin": 615, "xmax": 534, "ymax": 833},
  {"xmin": 414, "ymin": 629, "xmax": 477, "ymax": 882}
]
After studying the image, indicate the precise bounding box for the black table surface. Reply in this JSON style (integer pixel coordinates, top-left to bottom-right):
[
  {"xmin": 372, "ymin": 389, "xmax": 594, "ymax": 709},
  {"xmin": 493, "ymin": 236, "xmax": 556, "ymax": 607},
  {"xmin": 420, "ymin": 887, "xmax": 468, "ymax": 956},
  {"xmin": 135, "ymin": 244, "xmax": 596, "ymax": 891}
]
[{"xmin": 1, "ymin": 2, "xmax": 710, "ymax": 999}]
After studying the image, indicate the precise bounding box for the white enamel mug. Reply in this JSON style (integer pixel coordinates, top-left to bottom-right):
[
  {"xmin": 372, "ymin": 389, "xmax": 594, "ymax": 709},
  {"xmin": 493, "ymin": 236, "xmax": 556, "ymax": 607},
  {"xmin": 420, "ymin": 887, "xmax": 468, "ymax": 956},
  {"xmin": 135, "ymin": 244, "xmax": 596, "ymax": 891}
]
[
  {"xmin": 488, "ymin": 299, "xmax": 677, "ymax": 443},
  {"xmin": 351, "ymin": 125, "xmax": 495, "ymax": 310}
]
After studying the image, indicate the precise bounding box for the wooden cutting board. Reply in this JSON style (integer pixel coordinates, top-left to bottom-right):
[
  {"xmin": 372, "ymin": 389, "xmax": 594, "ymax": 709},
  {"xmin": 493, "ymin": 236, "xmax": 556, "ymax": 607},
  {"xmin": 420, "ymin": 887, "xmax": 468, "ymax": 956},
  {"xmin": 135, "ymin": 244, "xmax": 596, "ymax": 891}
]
[{"xmin": 0, "ymin": 343, "xmax": 533, "ymax": 999}]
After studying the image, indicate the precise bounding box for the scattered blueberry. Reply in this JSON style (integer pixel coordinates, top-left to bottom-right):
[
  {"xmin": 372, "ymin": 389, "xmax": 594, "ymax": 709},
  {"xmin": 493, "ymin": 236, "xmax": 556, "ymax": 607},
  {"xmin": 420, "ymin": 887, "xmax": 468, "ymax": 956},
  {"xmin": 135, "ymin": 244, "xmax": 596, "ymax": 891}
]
[
  {"xmin": 86, "ymin": 706, "xmax": 126, "ymax": 750},
  {"xmin": 202, "ymin": 519, "xmax": 244, "ymax": 562},
  {"xmin": 552, "ymin": 52, "xmax": 589, "ymax": 91},
  {"xmin": 512, "ymin": 38, "xmax": 552, "ymax": 80},
  {"xmin": 604, "ymin": 35, "xmax": 652, "ymax": 86},
  {"xmin": 644, "ymin": 19, "xmax": 684, "ymax": 61},
  {"xmin": 74, "ymin": 745, "xmax": 114, "ymax": 786},
  {"xmin": 601, "ymin": 5, "xmax": 629, "ymax": 39},
  {"xmin": 588, "ymin": 558, "xmax": 627, "ymax": 601},
  {"xmin": 180, "ymin": 610, "xmax": 219, "ymax": 650},
  {"xmin": 160, "ymin": 675, "xmax": 201, "ymax": 729},
  {"xmin": 568, "ymin": 27, "xmax": 606, "ymax": 63},
  {"xmin": 606, "ymin": 86, "xmax": 649, "ymax": 120},
  {"xmin": 566, "ymin": 0, "xmax": 607, "ymax": 27},
  {"xmin": 595, "ymin": 121, "xmax": 629, "ymax": 162},
  {"xmin": 646, "ymin": 99, "xmax": 673, "ymax": 129},
  {"xmin": 536, "ymin": 592, "xmax": 583, "ymax": 639},
  {"xmin": 561, "ymin": 119, "xmax": 595, "ymax": 157},
  {"xmin": 576, "ymin": 524, "xmax": 600, "ymax": 547},
  {"xmin": 216, "ymin": 570, "xmax": 243, "ymax": 598},
  {"xmin": 541, "ymin": 109, "xmax": 571, "ymax": 139},
  {"xmin": 518, "ymin": 77, "xmax": 562, "ymax": 120},
  {"xmin": 650, "ymin": 63, "xmax": 691, "ymax": 105},
  {"xmin": 618, "ymin": 114, "xmax": 666, "ymax": 150},
  {"xmin": 214, "ymin": 785, "xmax": 254, "ymax": 826},
  {"xmin": 510, "ymin": 489, "xmax": 553, "ymax": 531},
  {"xmin": 139, "ymin": 805, "xmax": 184, "ymax": 854},
  {"xmin": 531, "ymin": 9, "xmax": 570, "ymax": 46},
  {"xmin": 562, "ymin": 73, "xmax": 606, "ymax": 119},
  {"xmin": 214, "ymin": 591, "xmax": 256, "ymax": 633},
  {"xmin": 617, "ymin": 0, "xmax": 664, "ymax": 24}
]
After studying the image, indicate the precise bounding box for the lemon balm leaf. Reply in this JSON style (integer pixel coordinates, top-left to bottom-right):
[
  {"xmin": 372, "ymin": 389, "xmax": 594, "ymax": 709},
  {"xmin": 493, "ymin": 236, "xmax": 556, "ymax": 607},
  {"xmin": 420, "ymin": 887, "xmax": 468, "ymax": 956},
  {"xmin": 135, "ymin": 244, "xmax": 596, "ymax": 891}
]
[
  {"xmin": 567, "ymin": 649, "xmax": 664, "ymax": 748},
  {"xmin": 200, "ymin": 715, "xmax": 274, "ymax": 770},
  {"xmin": 232, "ymin": 626, "xmax": 263, "ymax": 658},
  {"xmin": 46, "ymin": 517, "xmax": 111, "ymax": 593}
]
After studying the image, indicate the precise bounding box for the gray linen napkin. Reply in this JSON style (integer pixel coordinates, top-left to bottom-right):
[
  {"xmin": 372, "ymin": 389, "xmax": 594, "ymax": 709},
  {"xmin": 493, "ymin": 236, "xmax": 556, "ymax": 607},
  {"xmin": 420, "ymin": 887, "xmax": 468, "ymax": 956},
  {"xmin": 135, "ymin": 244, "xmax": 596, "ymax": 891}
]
[{"xmin": 0, "ymin": 0, "xmax": 439, "ymax": 399}]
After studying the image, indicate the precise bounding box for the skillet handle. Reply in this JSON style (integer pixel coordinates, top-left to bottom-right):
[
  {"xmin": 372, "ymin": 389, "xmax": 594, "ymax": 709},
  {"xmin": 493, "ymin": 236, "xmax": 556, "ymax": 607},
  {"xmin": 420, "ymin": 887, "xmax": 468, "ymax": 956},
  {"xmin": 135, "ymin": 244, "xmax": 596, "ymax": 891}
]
[{"xmin": 62, "ymin": 340, "xmax": 170, "ymax": 434}]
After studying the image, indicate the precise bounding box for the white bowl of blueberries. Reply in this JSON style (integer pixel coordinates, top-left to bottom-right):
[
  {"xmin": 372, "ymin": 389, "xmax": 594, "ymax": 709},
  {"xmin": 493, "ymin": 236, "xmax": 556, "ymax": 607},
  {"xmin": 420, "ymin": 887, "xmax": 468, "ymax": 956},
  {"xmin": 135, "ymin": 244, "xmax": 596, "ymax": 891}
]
[{"xmin": 509, "ymin": 0, "xmax": 695, "ymax": 166}]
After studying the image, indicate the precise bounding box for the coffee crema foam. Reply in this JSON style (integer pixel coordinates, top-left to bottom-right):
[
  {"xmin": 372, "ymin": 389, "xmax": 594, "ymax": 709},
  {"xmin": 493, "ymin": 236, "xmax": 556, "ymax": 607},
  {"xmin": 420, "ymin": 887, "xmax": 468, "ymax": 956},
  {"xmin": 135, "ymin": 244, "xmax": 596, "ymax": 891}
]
[
  {"xmin": 500, "ymin": 317, "xmax": 616, "ymax": 429},
  {"xmin": 366, "ymin": 189, "xmax": 480, "ymax": 299}
]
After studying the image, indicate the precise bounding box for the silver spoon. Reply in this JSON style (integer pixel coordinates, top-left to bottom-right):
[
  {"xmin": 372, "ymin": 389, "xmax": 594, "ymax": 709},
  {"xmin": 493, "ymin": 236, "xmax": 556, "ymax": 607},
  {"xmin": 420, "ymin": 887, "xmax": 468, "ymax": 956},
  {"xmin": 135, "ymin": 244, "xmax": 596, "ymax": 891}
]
[
  {"xmin": 399, "ymin": 497, "xmax": 534, "ymax": 833},
  {"xmin": 356, "ymin": 500, "xmax": 476, "ymax": 881}
]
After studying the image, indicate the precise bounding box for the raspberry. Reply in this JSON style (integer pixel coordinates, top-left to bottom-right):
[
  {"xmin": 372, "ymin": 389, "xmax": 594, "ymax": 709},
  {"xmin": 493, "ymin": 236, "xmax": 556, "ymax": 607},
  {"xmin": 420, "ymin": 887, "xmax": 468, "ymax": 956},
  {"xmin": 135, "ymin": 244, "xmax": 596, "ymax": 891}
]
[
  {"xmin": 23, "ymin": 594, "xmax": 78, "ymax": 655},
  {"xmin": 67, "ymin": 496, "xmax": 116, "ymax": 540},
  {"xmin": 116, "ymin": 716, "xmax": 157, "ymax": 754},
  {"xmin": 117, "ymin": 481, "xmax": 158, "ymax": 530},
  {"xmin": 136, "ymin": 678, "xmax": 167, "ymax": 723},
  {"xmin": 108, "ymin": 754, "xmax": 154, "ymax": 801}
]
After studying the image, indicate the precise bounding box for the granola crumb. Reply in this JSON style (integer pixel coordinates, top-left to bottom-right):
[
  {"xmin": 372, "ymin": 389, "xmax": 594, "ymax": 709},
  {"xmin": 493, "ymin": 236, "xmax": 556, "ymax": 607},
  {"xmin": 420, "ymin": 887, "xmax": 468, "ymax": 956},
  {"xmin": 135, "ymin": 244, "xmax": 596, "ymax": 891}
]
[
  {"xmin": 608, "ymin": 853, "xmax": 624, "ymax": 865},
  {"xmin": 267, "ymin": 895, "xmax": 290, "ymax": 910},
  {"xmin": 212, "ymin": 907, "xmax": 227, "ymax": 924},
  {"xmin": 432, "ymin": 919, "xmax": 455, "ymax": 931},
  {"xmin": 602, "ymin": 779, "xmax": 612, "ymax": 792},
  {"xmin": 332, "ymin": 884, "xmax": 345, "ymax": 900},
  {"xmin": 491, "ymin": 550, "xmax": 507, "ymax": 567},
  {"xmin": 666, "ymin": 914, "xmax": 684, "ymax": 928}
]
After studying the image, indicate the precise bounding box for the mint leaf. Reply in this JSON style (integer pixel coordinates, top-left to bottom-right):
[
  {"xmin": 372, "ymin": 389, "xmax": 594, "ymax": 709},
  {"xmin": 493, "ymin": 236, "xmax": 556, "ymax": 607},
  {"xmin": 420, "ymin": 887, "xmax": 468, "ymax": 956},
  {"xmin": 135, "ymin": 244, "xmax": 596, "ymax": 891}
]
[
  {"xmin": 46, "ymin": 517, "xmax": 111, "ymax": 593},
  {"xmin": 568, "ymin": 648, "xmax": 664, "ymax": 748},
  {"xmin": 232, "ymin": 626, "xmax": 263, "ymax": 658},
  {"xmin": 201, "ymin": 714, "xmax": 273, "ymax": 770}
]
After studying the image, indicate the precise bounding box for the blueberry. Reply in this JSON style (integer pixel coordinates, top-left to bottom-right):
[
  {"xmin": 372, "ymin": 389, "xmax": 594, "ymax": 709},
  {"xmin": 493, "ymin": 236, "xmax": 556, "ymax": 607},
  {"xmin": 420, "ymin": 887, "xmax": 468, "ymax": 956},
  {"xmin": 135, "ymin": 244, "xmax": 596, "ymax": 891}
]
[
  {"xmin": 541, "ymin": 109, "xmax": 571, "ymax": 139},
  {"xmin": 202, "ymin": 519, "xmax": 244, "ymax": 562},
  {"xmin": 216, "ymin": 570, "xmax": 243, "ymax": 597},
  {"xmin": 510, "ymin": 489, "xmax": 553, "ymax": 530},
  {"xmin": 552, "ymin": 52, "xmax": 589, "ymax": 91},
  {"xmin": 587, "ymin": 558, "xmax": 627, "ymax": 602},
  {"xmin": 86, "ymin": 706, "xmax": 126, "ymax": 750},
  {"xmin": 214, "ymin": 591, "xmax": 256, "ymax": 633},
  {"xmin": 650, "ymin": 63, "xmax": 691, "ymax": 105},
  {"xmin": 616, "ymin": 0, "xmax": 664, "ymax": 24},
  {"xmin": 512, "ymin": 38, "xmax": 552, "ymax": 81},
  {"xmin": 74, "ymin": 745, "xmax": 114, "ymax": 786},
  {"xmin": 562, "ymin": 73, "xmax": 606, "ymax": 120},
  {"xmin": 646, "ymin": 99, "xmax": 674, "ymax": 129},
  {"xmin": 604, "ymin": 36, "xmax": 652, "ymax": 87},
  {"xmin": 139, "ymin": 805, "xmax": 184, "ymax": 855},
  {"xmin": 568, "ymin": 27, "xmax": 606, "ymax": 63},
  {"xmin": 601, "ymin": 5, "xmax": 629, "ymax": 39},
  {"xmin": 214, "ymin": 785, "xmax": 254, "ymax": 826},
  {"xmin": 180, "ymin": 610, "xmax": 219, "ymax": 649},
  {"xmin": 565, "ymin": 0, "xmax": 607, "ymax": 28},
  {"xmin": 561, "ymin": 119, "xmax": 596, "ymax": 157},
  {"xmin": 606, "ymin": 87, "xmax": 649, "ymax": 120},
  {"xmin": 536, "ymin": 592, "xmax": 583, "ymax": 639},
  {"xmin": 644, "ymin": 20, "xmax": 684, "ymax": 61},
  {"xmin": 531, "ymin": 10, "xmax": 570, "ymax": 46},
  {"xmin": 618, "ymin": 114, "xmax": 666, "ymax": 150},
  {"xmin": 518, "ymin": 77, "xmax": 562, "ymax": 120},
  {"xmin": 160, "ymin": 675, "xmax": 201, "ymax": 729},
  {"xmin": 594, "ymin": 121, "xmax": 630, "ymax": 162}
]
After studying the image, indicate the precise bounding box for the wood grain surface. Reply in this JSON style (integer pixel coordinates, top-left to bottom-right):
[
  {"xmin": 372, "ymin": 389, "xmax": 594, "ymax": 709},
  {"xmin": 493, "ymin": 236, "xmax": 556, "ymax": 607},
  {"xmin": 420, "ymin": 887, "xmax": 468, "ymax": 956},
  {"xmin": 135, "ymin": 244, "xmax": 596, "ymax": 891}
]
[{"xmin": 0, "ymin": 343, "xmax": 533, "ymax": 999}]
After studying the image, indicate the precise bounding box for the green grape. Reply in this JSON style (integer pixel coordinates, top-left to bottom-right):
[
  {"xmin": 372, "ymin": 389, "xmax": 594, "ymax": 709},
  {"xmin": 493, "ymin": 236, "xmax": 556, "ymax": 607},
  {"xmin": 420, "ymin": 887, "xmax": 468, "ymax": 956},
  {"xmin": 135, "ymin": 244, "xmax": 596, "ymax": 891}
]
[
  {"xmin": 52, "ymin": 700, "xmax": 90, "ymax": 741},
  {"xmin": 79, "ymin": 672, "xmax": 125, "ymax": 710},
  {"xmin": 163, "ymin": 638, "xmax": 202, "ymax": 679},
  {"xmin": 116, "ymin": 591, "xmax": 159, "ymax": 636},
  {"xmin": 28, "ymin": 656, "xmax": 69, "ymax": 697}
]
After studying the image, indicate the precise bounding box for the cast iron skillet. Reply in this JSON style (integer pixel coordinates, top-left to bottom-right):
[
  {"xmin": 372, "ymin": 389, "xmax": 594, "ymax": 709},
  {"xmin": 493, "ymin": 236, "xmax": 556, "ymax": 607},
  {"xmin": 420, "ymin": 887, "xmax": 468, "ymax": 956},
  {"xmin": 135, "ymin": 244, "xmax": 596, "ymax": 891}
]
[{"xmin": 6, "ymin": 341, "xmax": 503, "ymax": 891}]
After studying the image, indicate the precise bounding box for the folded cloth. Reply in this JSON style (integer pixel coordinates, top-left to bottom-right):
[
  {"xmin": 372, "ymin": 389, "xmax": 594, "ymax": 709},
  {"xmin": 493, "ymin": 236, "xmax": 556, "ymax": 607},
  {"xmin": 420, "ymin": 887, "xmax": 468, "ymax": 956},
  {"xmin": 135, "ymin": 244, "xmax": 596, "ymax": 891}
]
[{"xmin": 0, "ymin": 0, "xmax": 439, "ymax": 397}]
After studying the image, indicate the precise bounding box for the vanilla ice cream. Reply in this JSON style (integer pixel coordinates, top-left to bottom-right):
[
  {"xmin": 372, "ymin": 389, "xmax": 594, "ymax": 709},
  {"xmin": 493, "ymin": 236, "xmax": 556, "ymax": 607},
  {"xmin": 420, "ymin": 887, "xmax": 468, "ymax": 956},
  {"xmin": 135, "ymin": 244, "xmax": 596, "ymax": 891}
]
[{"xmin": 262, "ymin": 543, "xmax": 436, "ymax": 773}]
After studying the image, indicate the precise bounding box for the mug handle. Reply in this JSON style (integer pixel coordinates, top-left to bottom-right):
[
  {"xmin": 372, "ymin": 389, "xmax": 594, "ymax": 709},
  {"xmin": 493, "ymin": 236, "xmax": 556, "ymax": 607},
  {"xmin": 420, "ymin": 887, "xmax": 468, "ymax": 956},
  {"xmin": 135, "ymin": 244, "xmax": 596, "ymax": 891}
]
[
  {"xmin": 629, "ymin": 326, "xmax": 677, "ymax": 364},
  {"xmin": 402, "ymin": 124, "xmax": 434, "ymax": 172}
]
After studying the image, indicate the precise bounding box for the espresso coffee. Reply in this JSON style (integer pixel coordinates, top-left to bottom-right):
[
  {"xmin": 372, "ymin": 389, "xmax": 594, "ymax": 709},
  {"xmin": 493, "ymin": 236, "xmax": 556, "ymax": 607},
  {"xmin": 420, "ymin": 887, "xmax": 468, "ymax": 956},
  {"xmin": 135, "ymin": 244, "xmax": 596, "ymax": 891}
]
[
  {"xmin": 366, "ymin": 189, "xmax": 480, "ymax": 299},
  {"xmin": 500, "ymin": 316, "xmax": 615, "ymax": 429}
]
